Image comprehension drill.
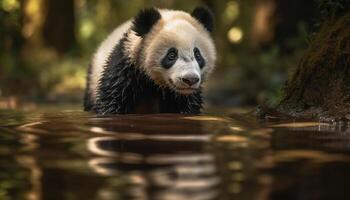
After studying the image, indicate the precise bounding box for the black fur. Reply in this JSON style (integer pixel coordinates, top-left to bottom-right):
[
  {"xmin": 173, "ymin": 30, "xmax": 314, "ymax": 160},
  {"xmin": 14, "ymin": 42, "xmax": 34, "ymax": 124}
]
[
  {"xmin": 91, "ymin": 32, "xmax": 202, "ymax": 115},
  {"xmin": 132, "ymin": 7, "xmax": 161, "ymax": 37},
  {"xmin": 191, "ymin": 6, "xmax": 214, "ymax": 33},
  {"xmin": 194, "ymin": 47, "xmax": 205, "ymax": 69}
]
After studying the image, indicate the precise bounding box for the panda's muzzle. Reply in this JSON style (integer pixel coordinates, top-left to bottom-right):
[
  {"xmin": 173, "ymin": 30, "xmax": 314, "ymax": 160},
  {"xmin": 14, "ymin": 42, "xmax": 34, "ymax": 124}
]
[
  {"xmin": 168, "ymin": 77, "xmax": 199, "ymax": 94},
  {"xmin": 181, "ymin": 76, "xmax": 200, "ymax": 86}
]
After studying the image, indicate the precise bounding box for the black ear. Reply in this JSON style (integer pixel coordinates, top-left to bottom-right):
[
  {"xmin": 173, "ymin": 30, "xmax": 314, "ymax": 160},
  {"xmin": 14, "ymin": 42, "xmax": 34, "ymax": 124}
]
[
  {"xmin": 132, "ymin": 7, "xmax": 161, "ymax": 37},
  {"xmin": 191, "ymin": 6, "xmax": 214, "ymax": 33}
]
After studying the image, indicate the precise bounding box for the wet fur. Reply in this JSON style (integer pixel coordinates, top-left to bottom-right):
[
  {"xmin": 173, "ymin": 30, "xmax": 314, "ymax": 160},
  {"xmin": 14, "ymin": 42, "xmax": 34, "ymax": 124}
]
[
  {"xmin": 92, "ymin": 33, "xmax": 202, "ymax": 114},
  {"xmin": 84, "ymin": 7, "xmax": 214, "ymax": 114}
]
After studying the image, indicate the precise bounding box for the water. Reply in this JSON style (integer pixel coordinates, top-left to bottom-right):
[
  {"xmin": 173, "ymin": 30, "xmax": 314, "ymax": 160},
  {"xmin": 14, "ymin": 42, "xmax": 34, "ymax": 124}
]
[{"xmin": 1, "ymin": 108, "xmax": 350, "ymax": 200}]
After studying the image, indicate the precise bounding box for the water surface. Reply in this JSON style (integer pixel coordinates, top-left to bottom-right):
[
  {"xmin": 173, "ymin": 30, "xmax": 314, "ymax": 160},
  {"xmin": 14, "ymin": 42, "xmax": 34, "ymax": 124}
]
[{"xmin": 1, "ymin": 108, "xmax": 350, "ymax": 200}]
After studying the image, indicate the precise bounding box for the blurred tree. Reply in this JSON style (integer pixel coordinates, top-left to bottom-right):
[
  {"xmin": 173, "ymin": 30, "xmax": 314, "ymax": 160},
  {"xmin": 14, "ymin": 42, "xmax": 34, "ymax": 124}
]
[
  {"xmin": 0, "ymin": 0, "xmax": 26, "ymax": 96},
  {"xmin": 250, "ymin": 0, "xmax": 318, "ymax": 51},
  {"xmin": 42, "ymin": 0, "xmax": 76, "ymax": 53},
  {"xmin": 250, "ymin": 0, "xmax": 275, "ymax": 50}
]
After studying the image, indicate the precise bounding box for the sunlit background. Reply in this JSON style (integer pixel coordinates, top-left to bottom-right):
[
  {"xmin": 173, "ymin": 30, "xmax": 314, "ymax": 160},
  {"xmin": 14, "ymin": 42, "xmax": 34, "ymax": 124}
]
[{"xmin": 0, "ymin": 0, "xmax": 320, "ymax": 110}]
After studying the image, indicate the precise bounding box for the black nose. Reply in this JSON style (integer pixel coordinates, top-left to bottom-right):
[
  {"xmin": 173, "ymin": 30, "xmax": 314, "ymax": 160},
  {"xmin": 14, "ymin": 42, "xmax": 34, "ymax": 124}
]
[{"xmin": 181, "ymin": 76, "xmax": 200, "ymax": 86}]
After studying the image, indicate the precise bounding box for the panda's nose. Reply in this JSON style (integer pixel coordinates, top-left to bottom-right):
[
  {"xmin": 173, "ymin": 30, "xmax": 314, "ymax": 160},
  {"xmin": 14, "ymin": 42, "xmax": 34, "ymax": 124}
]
[{"xmin": 181, "ymin": 75, "xmax": 200, "ymax": 86}]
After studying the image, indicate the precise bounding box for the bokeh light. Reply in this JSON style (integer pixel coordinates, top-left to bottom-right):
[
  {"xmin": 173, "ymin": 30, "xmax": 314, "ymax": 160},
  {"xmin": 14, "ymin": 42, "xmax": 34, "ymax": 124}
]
[
  {"xmin": 80, "ymin": 19, "xmax": 95, "ymax": 39},
  {"xmin": 227, "ymin": 27, "xmax": 243, "ymax": 43},
  {"xmin": 1, "ymin": 0, "xmax": 19, "ymax": 11},
  {"xmin": 223, "ymin": 1, "xmax": 240, "ymax": 23}
]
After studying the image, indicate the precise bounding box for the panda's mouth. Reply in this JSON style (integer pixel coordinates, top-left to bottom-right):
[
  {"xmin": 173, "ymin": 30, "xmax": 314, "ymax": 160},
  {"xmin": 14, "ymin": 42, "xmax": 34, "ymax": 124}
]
[{"xmin": 168, "ymin": 79, "xmax": 197, "ymax": 95}]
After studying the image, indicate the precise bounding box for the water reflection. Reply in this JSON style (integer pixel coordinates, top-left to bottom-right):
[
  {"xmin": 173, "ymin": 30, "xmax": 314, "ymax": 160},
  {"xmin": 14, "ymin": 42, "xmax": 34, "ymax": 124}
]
[
  {"xmin": 86, "ymin": 115, "xmax": 223, "ymax": 200},
  {"xmin": 1, "ymin": 110, "xmax": 350, "ymax": 199},
  {"xmin": 88, "ymin": 137, "xmax": 220, "ymax": 200}
]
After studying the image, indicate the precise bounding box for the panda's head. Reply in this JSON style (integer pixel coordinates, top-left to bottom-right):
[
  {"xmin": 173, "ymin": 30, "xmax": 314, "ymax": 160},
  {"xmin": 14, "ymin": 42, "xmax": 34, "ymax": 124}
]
[{"xmin": 131, "ymin": 6, "xmax": 216, "ymax": 95}]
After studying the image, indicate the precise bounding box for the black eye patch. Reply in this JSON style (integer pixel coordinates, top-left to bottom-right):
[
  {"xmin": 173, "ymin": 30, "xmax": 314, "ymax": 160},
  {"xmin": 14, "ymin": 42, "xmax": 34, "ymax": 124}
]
[
  {"xmin": 161, "ymin": 47, "xmax": 178, "ymax": 69},
  {"xmin": 194, "ymin": 47, "xmax": 205, "ymax": 69}
]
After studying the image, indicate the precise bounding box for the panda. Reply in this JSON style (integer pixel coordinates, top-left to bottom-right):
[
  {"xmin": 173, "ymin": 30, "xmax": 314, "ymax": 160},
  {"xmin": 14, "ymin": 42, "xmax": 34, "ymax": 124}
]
[{"xmin": 84, "ymin": 6, "xmax": 216, "ymax": 114}]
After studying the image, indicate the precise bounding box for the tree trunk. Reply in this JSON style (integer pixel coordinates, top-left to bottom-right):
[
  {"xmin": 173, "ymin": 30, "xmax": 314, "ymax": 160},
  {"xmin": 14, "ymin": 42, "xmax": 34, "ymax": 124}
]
[
  {"xmin": 42, "ymin": 0, "xmax": 76, "ymax": 54},
  {"xmin": 274, "ymin": 13, "xmax": 350, "ymax": 120}
]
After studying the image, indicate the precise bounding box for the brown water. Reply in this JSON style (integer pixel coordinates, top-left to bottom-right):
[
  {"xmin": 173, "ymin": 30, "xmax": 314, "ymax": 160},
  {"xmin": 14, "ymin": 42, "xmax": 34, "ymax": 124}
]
[{"xmin": 1, "ymin": 108, "xmax": 350, "ymax": 200}]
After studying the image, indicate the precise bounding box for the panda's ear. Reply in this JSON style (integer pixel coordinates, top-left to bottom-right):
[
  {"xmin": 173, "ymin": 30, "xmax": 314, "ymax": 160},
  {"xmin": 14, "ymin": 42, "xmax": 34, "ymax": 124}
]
[
  {"xmin": 191, "ymin": 6, "xmax": 214, "ymax": 33},
  {"xmin": 132, "ymin": 7, "xmax": 161, "ymax": 37}
]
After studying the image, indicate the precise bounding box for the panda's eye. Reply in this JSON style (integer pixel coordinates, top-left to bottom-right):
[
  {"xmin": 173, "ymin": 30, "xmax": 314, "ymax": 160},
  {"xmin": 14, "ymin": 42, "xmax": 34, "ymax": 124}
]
[
  {"xmin": 161, "ymin": 47, "xmax": 178, "ymax": 69},
  {"xmin": 194, "ymin": 47, "xmax": 205, "ymax": 68},
  {"xmin": 194, "ymin": 48, "xmax": 201, "ymax": 59},
  {"xmin": 167, "ymin": 51, "xmax": 177, "ymax": 61}
]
